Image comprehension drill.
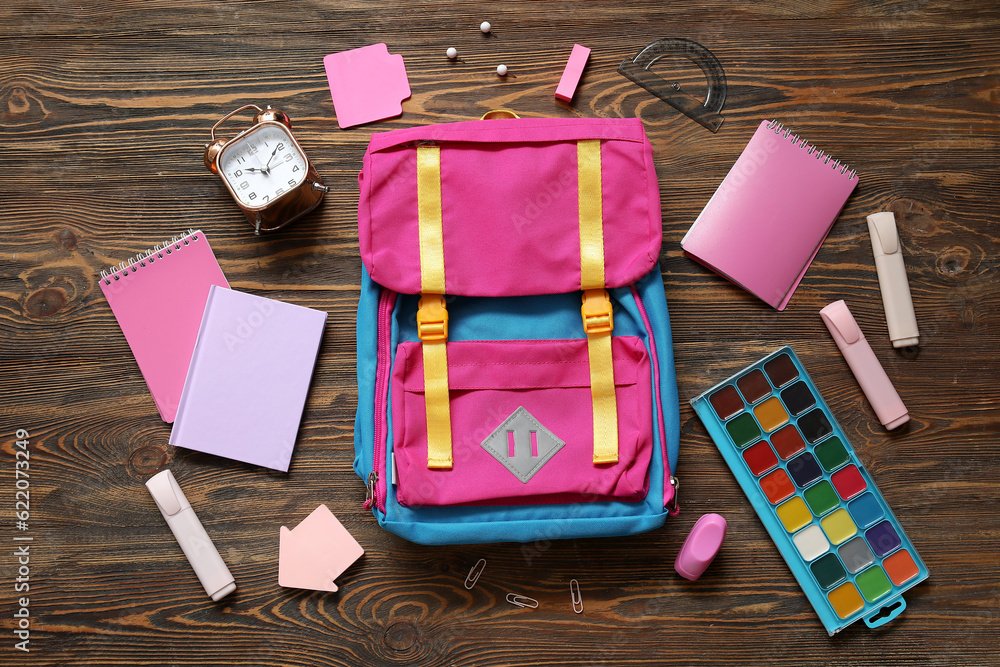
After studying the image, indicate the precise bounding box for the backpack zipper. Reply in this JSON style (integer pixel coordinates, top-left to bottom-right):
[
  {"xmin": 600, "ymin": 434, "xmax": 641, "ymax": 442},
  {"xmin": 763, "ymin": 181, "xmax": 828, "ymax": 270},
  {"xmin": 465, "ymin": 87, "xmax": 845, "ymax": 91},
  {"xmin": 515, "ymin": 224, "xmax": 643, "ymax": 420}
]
[
  {"xmin": 364, "ymin": 287, "xmax": 396, "ymax": 512},
  {"xmin": 630, "ymin": 285, "xmax": 679, "ymax": 514}
]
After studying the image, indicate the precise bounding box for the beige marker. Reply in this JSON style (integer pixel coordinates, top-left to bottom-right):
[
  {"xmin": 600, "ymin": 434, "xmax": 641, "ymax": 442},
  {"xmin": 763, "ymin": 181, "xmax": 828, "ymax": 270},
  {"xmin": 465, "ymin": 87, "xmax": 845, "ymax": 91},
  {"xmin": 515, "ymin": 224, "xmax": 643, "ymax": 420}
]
[
  {"xmin": 146, "ymin": 470, "xmax": 236, "ymax": 601},
  {"xmin": 867, "ymin": 212, "xmax": 919, "ymax": 348}
]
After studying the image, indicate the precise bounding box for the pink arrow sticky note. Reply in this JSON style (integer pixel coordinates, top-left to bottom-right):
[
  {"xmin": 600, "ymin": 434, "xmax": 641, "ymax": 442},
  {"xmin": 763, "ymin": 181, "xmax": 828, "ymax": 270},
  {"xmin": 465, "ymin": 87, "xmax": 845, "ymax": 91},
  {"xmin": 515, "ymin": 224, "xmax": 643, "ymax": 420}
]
[
  {"xmin": 278, "ymin": 504, "xmax": 364, "ymax": 592},
  {"xmin": 324, "ymin": 43, "xmax": 411, "ymax": 129}
]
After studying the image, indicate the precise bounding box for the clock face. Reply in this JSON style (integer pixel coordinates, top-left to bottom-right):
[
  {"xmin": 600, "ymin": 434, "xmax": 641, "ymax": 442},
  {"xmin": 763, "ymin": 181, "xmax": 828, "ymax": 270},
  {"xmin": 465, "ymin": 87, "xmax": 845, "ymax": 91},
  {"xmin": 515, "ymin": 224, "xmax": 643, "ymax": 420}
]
[{"xmin": 217, "ymin": 122, "xmax": 309, "ymax": 209}]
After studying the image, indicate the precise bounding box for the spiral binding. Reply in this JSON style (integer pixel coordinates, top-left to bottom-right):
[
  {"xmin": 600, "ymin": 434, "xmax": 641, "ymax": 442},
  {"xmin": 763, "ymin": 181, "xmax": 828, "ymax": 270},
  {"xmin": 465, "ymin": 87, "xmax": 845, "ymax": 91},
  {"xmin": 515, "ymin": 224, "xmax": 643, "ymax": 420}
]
[
  {"xmin": 766, "ymin": 120, "xmax": 857, "ymax": 180},
  {"xmin": 100, "ymin": 229, "xmax": 199, "ymax": 285}
]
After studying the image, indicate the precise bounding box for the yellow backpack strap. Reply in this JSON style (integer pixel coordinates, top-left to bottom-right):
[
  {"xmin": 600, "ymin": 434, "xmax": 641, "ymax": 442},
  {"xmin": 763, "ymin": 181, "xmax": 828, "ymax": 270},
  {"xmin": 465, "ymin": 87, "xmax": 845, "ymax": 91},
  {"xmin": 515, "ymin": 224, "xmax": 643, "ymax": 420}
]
[
  {"xmin": 577, "ymin": 138, "xmax": 619, "ymax": 464},
  {"xmin": 416, "ymin": 145, "xmax": 452, "ymax": 468}
]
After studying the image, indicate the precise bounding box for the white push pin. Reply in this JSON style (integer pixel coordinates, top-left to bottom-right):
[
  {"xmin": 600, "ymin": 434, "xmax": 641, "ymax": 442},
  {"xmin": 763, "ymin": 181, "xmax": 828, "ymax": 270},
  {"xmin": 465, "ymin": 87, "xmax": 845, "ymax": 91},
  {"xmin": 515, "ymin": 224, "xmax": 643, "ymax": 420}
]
[
  {"xmin": 496, "ymin": 64, "xmax": 508, "ymax": 76},
  {"xmin": 480, "ymin": 21, "xmax": 492, "ymax": 34},
  {"xmin": 446, "ymin": 47, "xmax": 458, "ymax": 59}
]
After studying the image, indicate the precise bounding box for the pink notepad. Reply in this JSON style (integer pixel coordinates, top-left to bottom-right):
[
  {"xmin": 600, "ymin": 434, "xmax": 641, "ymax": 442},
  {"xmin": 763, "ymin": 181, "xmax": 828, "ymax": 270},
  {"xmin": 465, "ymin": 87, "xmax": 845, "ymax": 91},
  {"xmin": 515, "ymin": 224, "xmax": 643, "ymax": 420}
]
[
  {"xmin": 169, "ymin": 286, "xmax": 326, "ymax": 472},
  {"xmin": 681, "ymin": 120, "xmax": 859, "ymax": 310},
  {"xmin": 324, "ymin": 43, "xmax": 411, "ymax": 129},
  {"xmin": 100, "ymin": 230, "xmax": 229, "ymax": 422},
  {"xmin": 279, "ymin": 504, "xmax": 364, "ymax": 592}
]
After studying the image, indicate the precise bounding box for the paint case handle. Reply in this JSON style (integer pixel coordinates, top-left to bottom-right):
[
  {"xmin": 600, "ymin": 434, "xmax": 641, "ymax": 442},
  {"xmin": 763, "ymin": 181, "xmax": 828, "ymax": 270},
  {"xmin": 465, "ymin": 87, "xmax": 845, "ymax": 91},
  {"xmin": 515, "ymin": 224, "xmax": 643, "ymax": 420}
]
[{"xmin": 863, "ymin": 594, "xmax": 907, "ymax": 629}]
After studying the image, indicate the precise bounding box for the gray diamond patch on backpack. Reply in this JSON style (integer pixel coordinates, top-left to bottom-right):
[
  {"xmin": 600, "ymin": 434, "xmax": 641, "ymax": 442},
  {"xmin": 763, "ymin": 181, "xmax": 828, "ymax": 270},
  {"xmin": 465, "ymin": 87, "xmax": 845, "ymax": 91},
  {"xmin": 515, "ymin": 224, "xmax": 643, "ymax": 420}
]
[{"xmin": 480, "ymin": 406, "xmax": 565, "ymax": 484}]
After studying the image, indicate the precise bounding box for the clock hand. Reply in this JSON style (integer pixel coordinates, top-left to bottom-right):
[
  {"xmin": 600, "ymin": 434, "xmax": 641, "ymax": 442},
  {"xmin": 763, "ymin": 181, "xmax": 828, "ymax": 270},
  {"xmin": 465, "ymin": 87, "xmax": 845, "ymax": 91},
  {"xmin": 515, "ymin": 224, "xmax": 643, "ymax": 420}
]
[
  {"xmin": 264, "ymin": 145, "xmax": 280, "ymax": 170},
  {"xmin": 251, "ymin": 150, "xmax": 270, "ymax": 174}
]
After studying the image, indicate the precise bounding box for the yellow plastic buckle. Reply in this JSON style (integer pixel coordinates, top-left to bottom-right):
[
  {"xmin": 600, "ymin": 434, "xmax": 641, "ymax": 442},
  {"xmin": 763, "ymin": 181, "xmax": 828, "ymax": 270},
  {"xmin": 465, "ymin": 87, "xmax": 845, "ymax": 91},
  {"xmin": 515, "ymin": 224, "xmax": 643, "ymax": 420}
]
[
  {"xmin": 581, "ymin": 289, "xmax": 613, "ymax": 335},
  {"xmin": 417, "ymin": 294, "xmax": 449, "ymax": 341}
]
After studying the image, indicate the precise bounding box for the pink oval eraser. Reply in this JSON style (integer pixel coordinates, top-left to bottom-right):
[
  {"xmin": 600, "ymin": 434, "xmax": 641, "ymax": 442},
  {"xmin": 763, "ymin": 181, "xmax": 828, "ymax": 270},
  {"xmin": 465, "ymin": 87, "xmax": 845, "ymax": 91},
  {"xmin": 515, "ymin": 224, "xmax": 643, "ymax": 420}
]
[{"xmin": 674, "ymin": 513, "xmax": 727, "ymax": 581}]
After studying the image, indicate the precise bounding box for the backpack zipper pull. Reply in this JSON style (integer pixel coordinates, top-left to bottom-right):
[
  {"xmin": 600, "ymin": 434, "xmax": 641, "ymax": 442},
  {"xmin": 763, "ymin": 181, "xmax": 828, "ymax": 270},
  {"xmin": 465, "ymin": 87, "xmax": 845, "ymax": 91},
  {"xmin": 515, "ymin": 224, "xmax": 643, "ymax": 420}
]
[
  {"xmin": 667, "ymin": 476, "xmax": 680, "ymax": 515},
  {"xmin": 363, "ymin": 471, "xmax": 378, "ymax": 509}
]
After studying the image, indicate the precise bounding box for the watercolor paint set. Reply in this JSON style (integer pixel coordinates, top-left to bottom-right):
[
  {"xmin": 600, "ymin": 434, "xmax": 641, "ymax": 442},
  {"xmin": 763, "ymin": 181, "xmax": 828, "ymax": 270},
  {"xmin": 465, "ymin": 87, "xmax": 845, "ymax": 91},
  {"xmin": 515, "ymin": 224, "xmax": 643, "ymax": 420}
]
[{"xmin": 690, "ymin": 346, "xmax": 927, "ymax": 635}]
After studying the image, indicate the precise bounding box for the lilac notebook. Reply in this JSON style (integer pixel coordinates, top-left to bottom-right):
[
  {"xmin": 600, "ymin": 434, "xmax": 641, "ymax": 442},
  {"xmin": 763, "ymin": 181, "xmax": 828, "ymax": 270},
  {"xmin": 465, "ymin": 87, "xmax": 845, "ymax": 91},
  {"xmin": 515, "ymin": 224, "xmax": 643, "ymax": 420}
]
[
  {"xmin": 681, "ymin": 120, "xmax": 859, "ymax": 310},
  {"xmin": 100, "ymin": 230, "xmax": 229, "ymax": 422},
  {"xmin": 169, "ymin": 286, "xmax": 327, "ymax": 471}
]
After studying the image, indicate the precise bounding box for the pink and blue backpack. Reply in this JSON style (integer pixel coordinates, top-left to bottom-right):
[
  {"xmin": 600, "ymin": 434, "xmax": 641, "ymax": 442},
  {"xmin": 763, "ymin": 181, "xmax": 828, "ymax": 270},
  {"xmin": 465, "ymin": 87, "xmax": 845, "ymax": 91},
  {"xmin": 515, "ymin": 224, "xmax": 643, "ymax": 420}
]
[{"xmin": 353, "ymin": 113, "xmax": 679, "ymax": 545}]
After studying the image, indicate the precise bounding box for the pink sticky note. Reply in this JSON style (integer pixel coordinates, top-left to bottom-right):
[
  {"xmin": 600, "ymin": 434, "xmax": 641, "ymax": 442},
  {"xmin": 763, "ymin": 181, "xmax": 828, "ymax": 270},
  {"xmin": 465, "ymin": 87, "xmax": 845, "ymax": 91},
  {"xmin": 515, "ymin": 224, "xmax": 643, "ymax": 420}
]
[
  {"xmin": 278, "ymin": 504, "xmax": 364, "ymax": 592},
  {"xmin": 555, "ymin": 44, "xmax": 591, "ymax": 102},
  {"xmin": 324, "ymin": 43, "xmax": 411, "ymax": 129}
]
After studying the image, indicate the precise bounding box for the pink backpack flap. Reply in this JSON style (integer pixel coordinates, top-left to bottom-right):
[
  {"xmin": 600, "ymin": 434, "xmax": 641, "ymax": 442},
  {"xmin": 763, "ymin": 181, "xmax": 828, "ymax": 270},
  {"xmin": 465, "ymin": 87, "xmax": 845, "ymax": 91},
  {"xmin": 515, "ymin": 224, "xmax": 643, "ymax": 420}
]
[{"xmin": 358, "ymin": 116, "xmax": 662, "ymax": 297}]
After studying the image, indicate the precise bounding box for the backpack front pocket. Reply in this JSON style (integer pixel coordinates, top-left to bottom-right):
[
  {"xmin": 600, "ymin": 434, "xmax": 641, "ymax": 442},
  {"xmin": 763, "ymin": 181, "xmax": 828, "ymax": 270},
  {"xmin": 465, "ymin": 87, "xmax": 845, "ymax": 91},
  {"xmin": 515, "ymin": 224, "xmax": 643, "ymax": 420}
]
[{"xmin": 391, "ymin": 337, "xmax": 653, "ymax": 507}]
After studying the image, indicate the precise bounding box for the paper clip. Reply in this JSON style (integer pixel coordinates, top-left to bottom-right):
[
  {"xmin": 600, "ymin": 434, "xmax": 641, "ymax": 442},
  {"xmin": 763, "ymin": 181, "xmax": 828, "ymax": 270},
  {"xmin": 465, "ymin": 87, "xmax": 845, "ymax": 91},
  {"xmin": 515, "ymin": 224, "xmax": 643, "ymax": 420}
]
[
  {"xmin": 464, "ymin": 558, "xmax": 486, "ymax": 590},
  {"xmin": 506, "ymin": 593, "xmax": 539, "ymax": 609},
  {"xmin": 570, "ymin": 579, "xmax": 583, "ymax": 614}
]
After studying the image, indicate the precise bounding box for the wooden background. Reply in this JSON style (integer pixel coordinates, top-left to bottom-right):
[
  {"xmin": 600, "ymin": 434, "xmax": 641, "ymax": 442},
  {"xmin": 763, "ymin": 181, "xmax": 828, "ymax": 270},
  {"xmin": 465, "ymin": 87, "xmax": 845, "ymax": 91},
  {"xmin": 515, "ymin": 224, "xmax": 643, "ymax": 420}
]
[{"xmin": 2, "ymin": 1, "xmax": 998, "ymax": 665}]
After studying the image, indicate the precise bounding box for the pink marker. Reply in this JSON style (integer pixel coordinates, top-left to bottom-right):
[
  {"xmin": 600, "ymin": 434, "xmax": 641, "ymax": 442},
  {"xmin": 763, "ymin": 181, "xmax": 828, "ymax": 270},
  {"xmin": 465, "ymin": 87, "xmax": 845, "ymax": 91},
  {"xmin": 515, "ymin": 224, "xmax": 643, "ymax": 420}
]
[
  {"xmin": 819, "ymin": 300, "xmax": 909, "ymax": 429},
  {"xmin": 555, "ymin": 44, "xmax": 591, "ymax": 102},
  {"xmin": 675, "ymin": 513, "xmax": 727, "ymax": 581}
]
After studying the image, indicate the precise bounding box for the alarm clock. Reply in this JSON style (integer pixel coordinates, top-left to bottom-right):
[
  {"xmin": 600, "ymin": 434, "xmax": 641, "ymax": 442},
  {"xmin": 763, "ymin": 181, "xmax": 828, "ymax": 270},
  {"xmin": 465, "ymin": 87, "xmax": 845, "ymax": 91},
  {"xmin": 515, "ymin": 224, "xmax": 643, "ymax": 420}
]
[{"xmin": 204, "ymin": 104, "xmax": 328, "ymax": 235}]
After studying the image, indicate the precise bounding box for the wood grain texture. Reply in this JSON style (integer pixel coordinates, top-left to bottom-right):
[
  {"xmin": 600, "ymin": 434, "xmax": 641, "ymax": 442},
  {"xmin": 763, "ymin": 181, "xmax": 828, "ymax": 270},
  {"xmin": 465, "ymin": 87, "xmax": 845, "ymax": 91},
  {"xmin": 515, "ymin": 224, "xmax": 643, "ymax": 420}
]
[{"xmin": 2, "ymin": 0, "xmax": 999, "ymax": 664}]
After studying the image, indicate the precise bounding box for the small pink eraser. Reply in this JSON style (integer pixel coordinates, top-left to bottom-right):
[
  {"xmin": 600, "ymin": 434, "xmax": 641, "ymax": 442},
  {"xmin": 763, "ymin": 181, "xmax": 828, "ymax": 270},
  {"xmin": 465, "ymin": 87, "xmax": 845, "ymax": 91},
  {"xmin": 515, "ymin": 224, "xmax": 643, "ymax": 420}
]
[
  {"xmin": 675, "ymin": 513, "xmax": 727, "ymax": 581},
  {"xmin": 820, "ymin": 299, "xmax": 909, "ymax": 429},
  {"xmin": 555, "ymin": 44, "xmax": 591, "ymax": 102}
]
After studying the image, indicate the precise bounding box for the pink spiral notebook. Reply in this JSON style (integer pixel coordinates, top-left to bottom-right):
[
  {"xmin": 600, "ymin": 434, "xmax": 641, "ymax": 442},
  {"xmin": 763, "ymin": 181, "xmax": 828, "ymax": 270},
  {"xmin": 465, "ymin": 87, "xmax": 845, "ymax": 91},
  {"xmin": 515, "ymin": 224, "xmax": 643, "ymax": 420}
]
[
  {"xmin": 100, "ymin": 230, "xmax": 229, "ymax": 422},
  {"xmin": 681, "ymin": 120, "xmax": 859, "ymax": 310}
]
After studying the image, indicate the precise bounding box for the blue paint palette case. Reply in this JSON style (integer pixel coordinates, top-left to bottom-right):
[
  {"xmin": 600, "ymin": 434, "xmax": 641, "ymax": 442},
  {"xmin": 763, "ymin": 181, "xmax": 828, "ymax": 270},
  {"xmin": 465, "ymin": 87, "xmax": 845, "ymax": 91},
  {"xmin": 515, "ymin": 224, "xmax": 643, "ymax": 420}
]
[{"xmin": 690, "ymin": 346, "xmax": 928, "ymax": 635}]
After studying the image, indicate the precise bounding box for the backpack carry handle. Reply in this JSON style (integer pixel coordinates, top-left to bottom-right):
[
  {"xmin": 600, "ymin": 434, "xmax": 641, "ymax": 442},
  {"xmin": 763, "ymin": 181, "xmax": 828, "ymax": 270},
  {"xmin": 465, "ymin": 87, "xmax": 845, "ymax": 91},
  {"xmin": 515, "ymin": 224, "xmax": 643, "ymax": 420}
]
[{"xmin": 480, "ymin": 109, "xmax": 520, "ymax": 120}]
